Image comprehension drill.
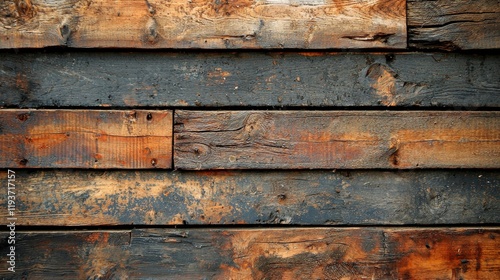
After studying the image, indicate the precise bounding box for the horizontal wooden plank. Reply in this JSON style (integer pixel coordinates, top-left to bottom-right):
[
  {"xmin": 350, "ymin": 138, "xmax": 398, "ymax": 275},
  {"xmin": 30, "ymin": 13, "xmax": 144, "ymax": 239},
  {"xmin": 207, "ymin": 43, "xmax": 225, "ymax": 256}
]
[
  {"xmin": 0, "ymin": 228, "xmax": 498, "ymax": 279},
  {"xmin": 0, "ymin": 109, "xmax": 172, "ymax": 168},
  {"xmin": 0, "ymin": 0, "xmax": 406, "ymax": 49},
  {"xmin": 2, "ymin": 52, "xmax": 500, "ymax": 108},
  {"xmin": 0, "ymin": 169, "xmax": 498, "ymax": 226},
  {"xmin": 408, "ymin": 0, "xmax": 500, "ymax": 50},
  {"xmin": 175, "ymin": 111, "xmax": 500, "ymax": 169}
]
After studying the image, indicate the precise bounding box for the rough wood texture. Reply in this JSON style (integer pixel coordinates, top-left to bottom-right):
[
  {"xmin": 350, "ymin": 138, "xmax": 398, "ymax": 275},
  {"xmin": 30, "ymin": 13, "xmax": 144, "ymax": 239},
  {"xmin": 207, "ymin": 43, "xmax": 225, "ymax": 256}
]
[
  {"xmin": 0, "ymin": 228, "xmax": 498, "ymax": 279},
  {"xmin": 408, "ymin": 0, "xmax": 500, "ymax": 50},
  {"xmin": 0, "ymin": 0, "xmax": 406, "ymax": 49},
  {"xmin": 0, "ymin": 109, "xmax": 172, "ymax": 168},
  {"xmin": 175, "ymin": 111, "xmax": 500, "ymax": 169},
  {"xmin": 0, "ymin": 169, "xmax": 498, "ymax": 226},
  {"xmin": 2, "ymin": 52, "xmax": 500, "ymax": 108}
]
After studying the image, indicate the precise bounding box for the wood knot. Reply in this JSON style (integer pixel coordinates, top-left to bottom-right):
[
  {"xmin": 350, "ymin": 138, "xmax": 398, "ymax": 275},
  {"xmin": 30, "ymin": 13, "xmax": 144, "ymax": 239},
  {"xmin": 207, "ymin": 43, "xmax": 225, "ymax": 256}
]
[{"xmin": 19, "ymin": 158, "xmax": 28, "ymax": 166}]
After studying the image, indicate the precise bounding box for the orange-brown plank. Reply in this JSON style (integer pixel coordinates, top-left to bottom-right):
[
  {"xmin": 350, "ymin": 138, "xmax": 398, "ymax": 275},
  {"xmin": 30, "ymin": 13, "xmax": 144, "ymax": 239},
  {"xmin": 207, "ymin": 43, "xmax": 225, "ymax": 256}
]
[
  {"xmin": 0, "ymin": 0, "xmax": 406, "ymax": 49},
  {"xmin": 0, "ymin": 228, "xmax": 498, "ymax": 279},
  {"xmin": 174, "ymin": 111, "xmax": 500, "ymax": 169},
  {"xmin": 0, "ymin": 109, "xmax": 172, "ymax": 168}
]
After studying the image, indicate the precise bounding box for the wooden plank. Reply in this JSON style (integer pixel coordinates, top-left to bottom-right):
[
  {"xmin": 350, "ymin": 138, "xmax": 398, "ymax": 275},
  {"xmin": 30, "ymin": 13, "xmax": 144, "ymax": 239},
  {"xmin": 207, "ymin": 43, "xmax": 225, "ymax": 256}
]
[
  {"xmin": 0, "ymin": 109, "xmax": 172, "ymax": 168},
  {"xmin": 0, "ymin": 169, "xmax": 498, "ymax": 226},
  {"xmin": 0, "ymin": 228, "xmax": 498, "ymax": 278},
  {"xmin": 408, "ymin": 0, "xmax": 500, "ymax": 50},
  {"xmin": 0, "ymin": 0, "xmax": 406, "ymax": 49},
  {"xmin": 174, "ymin": 111, "xmax": 500, "ymax": 169},
  {"xmin": 2, "ymin": 52, "xmax": 500, "ymax": 108}
]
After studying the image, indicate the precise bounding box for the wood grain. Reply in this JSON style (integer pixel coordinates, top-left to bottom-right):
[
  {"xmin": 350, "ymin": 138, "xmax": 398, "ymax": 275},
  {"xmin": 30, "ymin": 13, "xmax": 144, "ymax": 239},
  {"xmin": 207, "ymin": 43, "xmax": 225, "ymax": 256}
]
[
  {"xmin": 0, "ymin": 228, "xmax": 498, "ymax": 279},
  {"xmin": 0, "ymin": 109, "xmax": 172, "ymax": 168},
  {"xmin": 0, "ymin": 0, "xmax": 406, "ymax": 49},
  {"xmin": 408, "ymin": 0, "xmax": 500, "ymax": 50},
  {"xmin": 2, "ymin": 52, "xmax": 500, "ymax": 108},
  {"xmin": 174, "ymin": 111, "xmax": 500, "ymax": 169},
  {"xmin": 0, "ymin": 169, "xmax": 498, "ymax": 226}
]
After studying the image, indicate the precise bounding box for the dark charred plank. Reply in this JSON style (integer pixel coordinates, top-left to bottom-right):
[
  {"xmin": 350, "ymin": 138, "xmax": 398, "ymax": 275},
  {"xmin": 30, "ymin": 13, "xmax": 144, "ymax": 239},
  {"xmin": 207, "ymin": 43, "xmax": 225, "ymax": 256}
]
[
  {"xmin": 174, "ymin": 111, "xmax": 500, "ymax": 169},
  {"xmin": 1, "ymin": 169, "xmax": 497, "ymax": 226},
  {"xmin": 0, "ymin": 109, "xmax": 172, "ymax": 168},
  {"xmin": 408, "ymin": 0, "xmax": 500, "ymax": 50},
  {"xmin": 2, "ymin": 52, "xmax": 500, "ymax": 108},
  {"xmin": 0, "ymin": 0, "xmax": 405, "ymax": 49},
  {"xmin": 0, "ymin": 228, "xmax": 498, "ymax": 279}
]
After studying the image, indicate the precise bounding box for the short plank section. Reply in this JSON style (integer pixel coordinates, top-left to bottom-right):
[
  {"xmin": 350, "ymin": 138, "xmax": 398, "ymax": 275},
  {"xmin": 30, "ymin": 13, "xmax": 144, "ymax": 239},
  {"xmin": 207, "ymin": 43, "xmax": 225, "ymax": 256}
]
[
  {"xmin": 175, "ymin": 111, "xmax": 500, "ymax": 169},
  {"xmin": 0, "ymin": 0, "xmax": 406, "ymax": 49},
  {"xmin": 408, "ymin": 0, "xmax": 500, "ymax": 50},
  {"xmin": 2, "ymin": 52, "xmax": 500, "ymax": 108},
  {"xmin": 0, "ymin": 110, "xmax": 172, "ymax": 168},
  {"xmin": 0, "ymin": 228, "xmax": 498, "ymax": 279},
  {"xmin": 0, "ymin": 169, "xmax": 497, "ymax": 226}
]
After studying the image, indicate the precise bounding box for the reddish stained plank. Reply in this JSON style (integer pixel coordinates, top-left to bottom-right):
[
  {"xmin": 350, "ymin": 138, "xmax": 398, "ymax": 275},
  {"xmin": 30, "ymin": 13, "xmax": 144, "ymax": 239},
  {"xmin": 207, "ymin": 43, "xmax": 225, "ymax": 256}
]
[
  {"xmin": 174, "ymin": 111, "xmax": 500, "ymax": 169},
  {"xmin": 0, "ymin": 109, "xmax": 172, "ymax": 168}
]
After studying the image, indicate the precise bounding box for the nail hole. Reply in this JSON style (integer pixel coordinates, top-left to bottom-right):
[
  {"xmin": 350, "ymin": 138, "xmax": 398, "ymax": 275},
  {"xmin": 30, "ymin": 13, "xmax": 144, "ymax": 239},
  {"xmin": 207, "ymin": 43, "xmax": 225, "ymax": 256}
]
[
  {"xmin": 19, "ymin": 158, "xmax": 28, "ymax": 166},
  {"xmin": 17, "ymin": 113, "xmax": 29, "ymax": 122},
  {"xmin": 146, "ymin": 113, "xmax": 153, "ymax": 121}
]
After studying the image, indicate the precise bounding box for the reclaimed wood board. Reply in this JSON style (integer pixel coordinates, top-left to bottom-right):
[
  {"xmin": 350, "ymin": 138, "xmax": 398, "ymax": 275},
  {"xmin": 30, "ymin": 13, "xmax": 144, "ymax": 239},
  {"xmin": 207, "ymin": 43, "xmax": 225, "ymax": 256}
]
[
  {"xmin": 2, "ymin": 52, "xmax": 500, "ymax": 108},
  {"xmin": 175, "ymin": 111, "xmax": 500, "ymax": 169},
  {"xmin": 0, "ymin": 0, "xmax": 406, "ymax": 49},
  {"xmin": 0, "ymin": 109, "xmax": 172, "ymax": 168},
  {"xmin": 0, "ymin": 228, "xmax": 498, "ymax": 279},
  {"xmin": 408, "ymin": 0, "xmax": 500, "ymax": 50},
  {"xmin": 0, "ymin": 169, "xmax": 498, "ymax": 226}
]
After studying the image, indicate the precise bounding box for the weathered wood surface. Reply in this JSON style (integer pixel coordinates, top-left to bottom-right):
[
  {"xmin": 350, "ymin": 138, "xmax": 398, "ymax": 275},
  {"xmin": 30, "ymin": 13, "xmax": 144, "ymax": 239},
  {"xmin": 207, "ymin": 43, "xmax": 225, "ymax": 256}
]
[
  {"xmin": 0, "ymin": 228, "xmax": 498, "ymax": 279},
  {"xmin": 408, "ymin": 0, "xmax": 500, "ymax": 50},
  {"xmin": 0, "ymin": 0, "xmax": 406, "ymax": 49},
  {"xmin": 2, "ymin": 52, "xmax": 500, "ymax": 108},
  {"xmin": 174, "ymin": 111, "xmax": 500, "ymax": 169},
  {"xmin": 1, "ymin": 170, "xmax": 498, "ymax": 226},
  {"xmin": 0, "ymin": 109, "xmax": 172, "ymax": 168}
]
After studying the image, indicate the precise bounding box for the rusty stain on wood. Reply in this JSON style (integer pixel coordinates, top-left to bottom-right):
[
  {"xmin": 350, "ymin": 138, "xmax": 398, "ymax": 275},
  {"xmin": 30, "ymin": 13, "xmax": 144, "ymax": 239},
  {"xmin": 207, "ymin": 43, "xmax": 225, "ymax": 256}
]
[
  {"xmin": 0, "ymin": 169, "xmax": 498, "ymax": 226},
  {"xmin": 0, "ymin": 109, "xmax": 172, "ymax": 168},
  {"xmin": 0, "ymin": 0, "xmax": 406, "ymax": 49},
  {"xmin": 0, "ymin": 228, "xmax": 498, "ymax": 279},
  {"xmin": 174, "ymin": 111, "xmax": 500, "ymax": 169}
]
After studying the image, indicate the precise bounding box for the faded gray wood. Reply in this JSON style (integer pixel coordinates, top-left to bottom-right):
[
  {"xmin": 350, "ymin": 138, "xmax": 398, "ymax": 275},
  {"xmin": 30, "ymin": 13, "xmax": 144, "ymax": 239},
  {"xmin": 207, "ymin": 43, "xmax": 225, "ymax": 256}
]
[
  {"xmin": 0, "ymin": 169, "xmax": 498, "ymax": 226},
  {"xmin": 1, "ymin": 52, "xmax": 499, "ymax": 108},
  {"xmin": 408, "ymin": 0, "xmax": 500, "ymax": 50}
]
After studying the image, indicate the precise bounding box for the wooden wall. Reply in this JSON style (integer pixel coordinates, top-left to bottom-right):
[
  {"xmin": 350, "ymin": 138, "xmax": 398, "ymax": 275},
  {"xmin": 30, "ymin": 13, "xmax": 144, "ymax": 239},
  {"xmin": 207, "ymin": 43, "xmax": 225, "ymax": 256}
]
[{"xmin": 0, "ymin": 0, "xmax": 499, "ymax": 278}]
